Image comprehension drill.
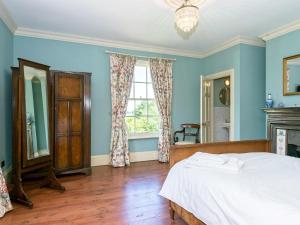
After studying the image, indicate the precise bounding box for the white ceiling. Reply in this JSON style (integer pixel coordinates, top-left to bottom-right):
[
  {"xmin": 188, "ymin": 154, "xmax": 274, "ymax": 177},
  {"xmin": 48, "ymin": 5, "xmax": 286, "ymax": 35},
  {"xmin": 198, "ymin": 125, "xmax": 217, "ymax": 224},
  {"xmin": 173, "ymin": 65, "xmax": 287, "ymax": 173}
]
[{"xmin": 2, "ymin": 0, "xmax": 300, "ymax": 53}]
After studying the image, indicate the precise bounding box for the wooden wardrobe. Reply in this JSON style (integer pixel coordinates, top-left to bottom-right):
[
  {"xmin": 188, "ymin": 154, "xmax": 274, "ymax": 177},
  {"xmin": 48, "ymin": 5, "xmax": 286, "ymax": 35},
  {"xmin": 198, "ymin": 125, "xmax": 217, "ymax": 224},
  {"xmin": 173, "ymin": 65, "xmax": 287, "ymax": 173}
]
[{"xmin": 51, "ymin": 71, "xmax": 91, "ymax": 175}]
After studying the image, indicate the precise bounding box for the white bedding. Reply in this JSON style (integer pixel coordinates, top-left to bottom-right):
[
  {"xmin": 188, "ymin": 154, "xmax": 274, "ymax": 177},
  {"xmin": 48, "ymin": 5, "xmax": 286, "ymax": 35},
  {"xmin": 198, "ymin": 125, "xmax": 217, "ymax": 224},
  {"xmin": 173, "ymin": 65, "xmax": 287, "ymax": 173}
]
[{"xmin": 160, "ymin": 152, "xmax": 300, "ymax": 225}]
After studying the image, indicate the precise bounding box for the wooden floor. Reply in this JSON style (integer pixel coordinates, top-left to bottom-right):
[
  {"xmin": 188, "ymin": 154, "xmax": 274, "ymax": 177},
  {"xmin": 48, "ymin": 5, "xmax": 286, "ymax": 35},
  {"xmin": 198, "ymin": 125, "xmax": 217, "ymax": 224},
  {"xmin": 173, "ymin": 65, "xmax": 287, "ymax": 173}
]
[{"xmin": 2, "ymin": 161, "xmax": 186, "ymax": 225}]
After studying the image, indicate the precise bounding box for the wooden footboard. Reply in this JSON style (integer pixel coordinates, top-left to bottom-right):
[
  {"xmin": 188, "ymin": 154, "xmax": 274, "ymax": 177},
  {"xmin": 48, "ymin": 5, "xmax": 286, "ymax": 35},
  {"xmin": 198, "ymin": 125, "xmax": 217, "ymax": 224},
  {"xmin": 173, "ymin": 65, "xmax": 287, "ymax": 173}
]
[
  {"xmin": 170, "ymin": 139, "xmax": 270, "ymax": 168},
  {"xmin": 170, "ymin": 201, "xmax": 206, "ymax": 225},
  {"xmin": 168, "ymin": 140, "xmax": 271, "ymax": 225}
]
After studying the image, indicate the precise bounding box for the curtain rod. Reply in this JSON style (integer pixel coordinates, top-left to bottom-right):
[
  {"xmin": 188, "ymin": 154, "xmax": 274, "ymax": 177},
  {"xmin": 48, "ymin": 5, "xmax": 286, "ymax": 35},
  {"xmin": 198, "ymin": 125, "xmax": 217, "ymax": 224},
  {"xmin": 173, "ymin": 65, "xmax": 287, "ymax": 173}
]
[{"xmin": 105, "ymin": 50, "xmax": 176, "ymax": 61}]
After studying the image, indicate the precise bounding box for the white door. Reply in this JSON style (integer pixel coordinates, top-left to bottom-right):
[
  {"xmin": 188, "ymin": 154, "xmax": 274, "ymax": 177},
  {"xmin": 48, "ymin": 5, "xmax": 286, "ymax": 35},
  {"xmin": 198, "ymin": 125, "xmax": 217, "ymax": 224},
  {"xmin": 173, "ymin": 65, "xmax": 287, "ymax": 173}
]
[{"xmin": 200, "ymin": 77, "xmax": 213, "ymax": 143}]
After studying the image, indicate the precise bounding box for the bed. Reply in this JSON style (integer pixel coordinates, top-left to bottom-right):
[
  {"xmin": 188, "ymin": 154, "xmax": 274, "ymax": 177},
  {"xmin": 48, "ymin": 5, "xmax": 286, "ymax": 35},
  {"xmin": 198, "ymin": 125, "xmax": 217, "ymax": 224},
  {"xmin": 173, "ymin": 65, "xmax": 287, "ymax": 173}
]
[{"xmin": 160, "ymin": 140, "xmax": 300, "ymax": 225}]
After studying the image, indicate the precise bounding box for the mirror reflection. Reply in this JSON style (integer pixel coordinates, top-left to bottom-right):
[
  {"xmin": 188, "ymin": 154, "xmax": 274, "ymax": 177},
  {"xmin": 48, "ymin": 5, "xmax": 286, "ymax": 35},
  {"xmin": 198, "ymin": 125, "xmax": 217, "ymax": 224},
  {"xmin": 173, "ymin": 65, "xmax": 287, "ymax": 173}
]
[
  {"xmin": 24, "ymin": 66, "xmax": 50, "ymax": 160},
  {"xmin": 219, "ymin": 78, "xmax": 230, "ymax": 106},
  {"xmin": 283, "ymin": 55, "xmax": 300, "ymax": 95},
  {"xmin": 286, "ymin": 58, "xmax": 300, "ymax": 93}
]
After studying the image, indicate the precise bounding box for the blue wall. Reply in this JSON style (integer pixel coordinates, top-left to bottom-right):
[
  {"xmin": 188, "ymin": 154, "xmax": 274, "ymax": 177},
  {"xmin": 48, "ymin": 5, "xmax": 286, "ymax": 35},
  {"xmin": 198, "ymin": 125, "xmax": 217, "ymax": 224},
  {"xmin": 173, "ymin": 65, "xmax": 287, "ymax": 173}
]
[
  {"xmin": 13, "ymin": 36, "xmax": 202, "ymax": 155},
  {"xmin": 240, "ymin": 44, "xmax": 266, "ymax": 139},
  {"xmin": 1, "ymin": 15, "xmax": 268, "ymax": 167},
  {"xmin": 0, "ymin": 20, "xmax": 13, "ymax": 170},
  {"xmin": 266, "ymin": 29, "xmax": 300, "ymax": 106},
  {"xmin": 203, "ymin": 45, "xmax": 241, "ymax": 139},
  {"xmin": 203, "ymin": 44, "xmax": 266, "ymax": 140}
]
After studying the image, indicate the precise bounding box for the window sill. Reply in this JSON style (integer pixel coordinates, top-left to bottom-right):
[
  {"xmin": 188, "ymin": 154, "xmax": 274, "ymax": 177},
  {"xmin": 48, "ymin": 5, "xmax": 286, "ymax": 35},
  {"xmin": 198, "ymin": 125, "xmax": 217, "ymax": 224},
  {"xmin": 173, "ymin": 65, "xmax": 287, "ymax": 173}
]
[{"xmin": 128, "ymin": 133, "xmax": 159, "ymax": 140}]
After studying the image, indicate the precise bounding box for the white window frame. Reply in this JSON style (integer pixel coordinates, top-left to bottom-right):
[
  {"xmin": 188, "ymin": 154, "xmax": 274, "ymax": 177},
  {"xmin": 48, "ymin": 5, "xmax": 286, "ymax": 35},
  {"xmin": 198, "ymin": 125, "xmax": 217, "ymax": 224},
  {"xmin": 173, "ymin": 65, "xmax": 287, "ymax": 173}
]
[{"xmin": 127, "ymin": 60, "xmax": 159, "ymax": 140}]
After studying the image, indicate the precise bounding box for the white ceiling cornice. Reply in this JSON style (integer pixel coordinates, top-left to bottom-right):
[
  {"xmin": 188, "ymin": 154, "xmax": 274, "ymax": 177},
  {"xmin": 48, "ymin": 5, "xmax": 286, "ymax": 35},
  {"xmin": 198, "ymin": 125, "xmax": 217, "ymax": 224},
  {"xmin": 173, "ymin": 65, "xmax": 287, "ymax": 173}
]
[
  {"xmin": 2, "ymin": 1, "xmax": 300, "ymax": 56},
  {"xmin": 260, "ymin": 19, "xmax": 300, "ymax": 41},
  {"xmin": 14, "ymin": 27, "xmax": 204, "ymax": 58},
  {"xmin": 0, "ymin": 0, "xmax": 17, "ymax": 33},
  {"xmin": 14, "ymin": 27, "xmax": 266, "ymax": 59},
  {"xmin": 202, "ymin": 36, "xmax": 266, "ymax": 58}
]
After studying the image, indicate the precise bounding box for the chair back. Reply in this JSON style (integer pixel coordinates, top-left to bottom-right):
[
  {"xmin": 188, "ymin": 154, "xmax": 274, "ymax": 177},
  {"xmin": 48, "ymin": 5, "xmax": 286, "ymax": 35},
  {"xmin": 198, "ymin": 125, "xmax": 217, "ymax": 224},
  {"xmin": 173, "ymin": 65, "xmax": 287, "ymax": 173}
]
[{"xmin": 174, "ymin": 123, "xmax": 201, "ymax": 144}]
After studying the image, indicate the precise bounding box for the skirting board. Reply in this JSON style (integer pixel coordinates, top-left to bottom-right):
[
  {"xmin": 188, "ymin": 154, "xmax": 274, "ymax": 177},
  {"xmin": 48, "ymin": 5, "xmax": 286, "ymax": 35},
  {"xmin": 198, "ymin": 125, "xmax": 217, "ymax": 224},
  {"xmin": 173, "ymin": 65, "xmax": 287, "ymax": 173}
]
[
  {"xmin": 2, "ymin": 151, "xmax": 159, "ymax": 179},
  {"xmin": 91, "ymin": 150, "xmax": 158, "ymax": 167}
]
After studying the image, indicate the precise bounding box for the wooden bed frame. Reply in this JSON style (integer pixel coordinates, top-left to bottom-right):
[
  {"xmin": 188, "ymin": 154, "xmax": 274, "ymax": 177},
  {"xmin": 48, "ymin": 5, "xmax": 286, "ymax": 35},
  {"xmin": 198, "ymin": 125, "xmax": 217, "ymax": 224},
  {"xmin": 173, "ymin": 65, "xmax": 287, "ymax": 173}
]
[{"xmin": 168, "ymin": 139, "xmax": 271, "ymax": 225}]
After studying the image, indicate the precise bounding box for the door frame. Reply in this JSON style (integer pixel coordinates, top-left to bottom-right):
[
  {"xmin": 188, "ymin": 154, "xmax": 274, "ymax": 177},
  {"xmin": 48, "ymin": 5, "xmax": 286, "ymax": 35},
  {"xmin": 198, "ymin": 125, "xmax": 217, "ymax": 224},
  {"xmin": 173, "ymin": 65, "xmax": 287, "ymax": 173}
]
[
  {"xmin": 200, "ymin": 76, "xmax": 214, "ymax": 143},
  {"xmin": 200, "ymin": 69, "xmax": 235, "ymax": 142}
]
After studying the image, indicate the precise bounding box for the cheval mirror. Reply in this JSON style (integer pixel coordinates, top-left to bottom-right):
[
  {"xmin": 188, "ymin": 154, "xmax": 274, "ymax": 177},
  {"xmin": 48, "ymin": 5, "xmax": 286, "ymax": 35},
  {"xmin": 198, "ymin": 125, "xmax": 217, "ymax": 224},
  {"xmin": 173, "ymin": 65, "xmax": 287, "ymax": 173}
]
[{"xmin": 10, "ymin": 59, "xmax": 65, "ymax": 208}]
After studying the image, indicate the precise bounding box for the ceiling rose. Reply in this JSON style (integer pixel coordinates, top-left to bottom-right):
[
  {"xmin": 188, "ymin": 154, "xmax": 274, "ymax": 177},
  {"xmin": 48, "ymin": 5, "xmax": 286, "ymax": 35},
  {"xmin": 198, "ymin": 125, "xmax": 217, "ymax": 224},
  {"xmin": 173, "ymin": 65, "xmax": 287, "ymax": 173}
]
[{"xmin": 164, "ymin": 0, "xmax": 205, "ymax": 8}]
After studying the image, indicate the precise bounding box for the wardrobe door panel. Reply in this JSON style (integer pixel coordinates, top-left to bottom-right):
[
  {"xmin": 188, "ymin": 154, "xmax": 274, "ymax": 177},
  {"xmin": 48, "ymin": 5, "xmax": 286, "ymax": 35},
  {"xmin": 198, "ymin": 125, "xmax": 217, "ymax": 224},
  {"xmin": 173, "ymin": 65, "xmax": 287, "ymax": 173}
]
[
  {"xmin": 70, "ymin": 136, "xmax": 82, "ymax": 169},
  {"xmin": 57, "ymin": 76, "xmax": 82, "ymax": 98},
  {"xmin": 70, "ymin": 101, "xmax": 82, "ymax": 133},
  {"xmin": 53, "ymin": 71, "xmax": 91, "ymax": 175},
  {"xmin": 57, "ymin": 101, "xmax": 69, "ymax": 134},
  {"xmin": 70, "ymin": 100, "xmax": 83, "ymax": 169},
  {"xmin": 56, "ymin": 136, "xmax": 69, "ymax": 170}
]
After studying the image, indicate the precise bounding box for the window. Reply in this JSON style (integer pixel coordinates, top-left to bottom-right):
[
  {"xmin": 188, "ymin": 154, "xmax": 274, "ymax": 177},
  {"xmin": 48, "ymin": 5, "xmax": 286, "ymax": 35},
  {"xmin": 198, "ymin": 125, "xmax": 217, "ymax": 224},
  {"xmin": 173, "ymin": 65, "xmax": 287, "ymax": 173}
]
[{"xmin": 126, "ymin": 60, "xmax": 160, "ymax": 138}]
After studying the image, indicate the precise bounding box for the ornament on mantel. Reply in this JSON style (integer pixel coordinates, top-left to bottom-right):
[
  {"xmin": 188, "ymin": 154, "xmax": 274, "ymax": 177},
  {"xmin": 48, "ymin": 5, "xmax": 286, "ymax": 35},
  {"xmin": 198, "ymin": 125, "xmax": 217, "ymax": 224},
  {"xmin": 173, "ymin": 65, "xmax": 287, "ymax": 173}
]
[{"xmin": 265, "ymin": 93, "xmax": 273, "ymax": 108}]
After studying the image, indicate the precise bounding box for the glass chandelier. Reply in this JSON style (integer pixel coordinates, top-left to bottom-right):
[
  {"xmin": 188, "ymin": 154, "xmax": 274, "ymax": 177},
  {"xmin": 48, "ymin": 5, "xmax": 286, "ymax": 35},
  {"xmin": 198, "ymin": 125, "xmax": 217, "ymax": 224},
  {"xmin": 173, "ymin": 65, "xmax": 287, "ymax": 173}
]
[{"xmin": 175, "ymin": 0, "xmax": 199, "ymax": 33}]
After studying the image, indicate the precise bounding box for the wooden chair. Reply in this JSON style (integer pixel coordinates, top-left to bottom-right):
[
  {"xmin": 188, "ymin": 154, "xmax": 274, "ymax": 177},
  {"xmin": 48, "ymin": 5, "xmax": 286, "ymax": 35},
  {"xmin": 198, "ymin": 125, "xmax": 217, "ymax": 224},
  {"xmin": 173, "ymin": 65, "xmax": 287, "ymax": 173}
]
[{"xmin": 173, "ymin": 124, "xmax": 201, "ymax": 145}]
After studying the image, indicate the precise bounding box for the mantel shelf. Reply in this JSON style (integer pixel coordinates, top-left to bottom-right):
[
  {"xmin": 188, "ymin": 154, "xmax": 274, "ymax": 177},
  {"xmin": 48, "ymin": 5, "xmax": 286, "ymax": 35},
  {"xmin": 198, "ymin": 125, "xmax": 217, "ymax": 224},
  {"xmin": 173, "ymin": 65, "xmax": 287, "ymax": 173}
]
[{"xmin": 262, "ymin": 107, "xmax": 300, "ymax": 114}]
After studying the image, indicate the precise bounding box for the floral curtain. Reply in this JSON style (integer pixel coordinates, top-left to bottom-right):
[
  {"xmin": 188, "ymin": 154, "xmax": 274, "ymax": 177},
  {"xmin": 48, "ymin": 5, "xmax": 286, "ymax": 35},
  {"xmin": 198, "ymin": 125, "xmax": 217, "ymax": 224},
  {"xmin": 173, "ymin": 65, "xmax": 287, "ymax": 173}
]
[
  {"xmin": 150, "ymin": 59, "xmax": 173, "ymax": 162},
  {"xmin": 110, "ymin": 54, "xmax": 136, "ymax": 167},
  {"xmin": 0, "ymin": 168, "xmax": 13, "ymax": 217}
]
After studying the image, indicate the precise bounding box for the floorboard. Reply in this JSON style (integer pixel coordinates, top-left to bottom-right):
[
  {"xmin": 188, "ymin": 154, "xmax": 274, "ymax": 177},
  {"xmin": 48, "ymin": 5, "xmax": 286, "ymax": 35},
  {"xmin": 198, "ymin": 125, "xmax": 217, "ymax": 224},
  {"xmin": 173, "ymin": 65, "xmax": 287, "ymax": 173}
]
[{"xmin": 2, "ymin": 161, "xmax": 186, "ymax": 225}]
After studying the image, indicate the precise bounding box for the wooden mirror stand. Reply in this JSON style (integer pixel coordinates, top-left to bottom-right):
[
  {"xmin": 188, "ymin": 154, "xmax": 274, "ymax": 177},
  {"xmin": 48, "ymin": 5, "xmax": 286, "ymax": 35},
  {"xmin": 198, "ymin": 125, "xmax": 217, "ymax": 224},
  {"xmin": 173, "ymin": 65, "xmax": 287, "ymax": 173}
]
[{"xmin": 10, "ymin": 59, "xmax": 65, "ymax": 208}]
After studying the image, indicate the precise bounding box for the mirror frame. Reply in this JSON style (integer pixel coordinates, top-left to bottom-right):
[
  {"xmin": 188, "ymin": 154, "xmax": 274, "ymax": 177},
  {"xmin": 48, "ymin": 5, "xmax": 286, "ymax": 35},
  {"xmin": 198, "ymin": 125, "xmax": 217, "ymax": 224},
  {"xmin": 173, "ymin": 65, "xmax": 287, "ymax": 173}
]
[
  {"xmin": 19, "ymin": 58, "xmax": 53, "ymax": 168},
  {"xmin": 283, "ymin": 54, "xmax": 300, "ymax": 96}
]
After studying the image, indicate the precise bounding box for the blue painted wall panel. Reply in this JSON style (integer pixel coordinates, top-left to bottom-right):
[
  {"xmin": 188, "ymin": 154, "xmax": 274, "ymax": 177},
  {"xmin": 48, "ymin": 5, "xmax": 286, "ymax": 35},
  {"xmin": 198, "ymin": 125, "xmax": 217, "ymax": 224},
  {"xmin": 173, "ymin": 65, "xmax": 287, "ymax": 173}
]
[
  {"xmin": 13, "ymin": 36, "xmax": 202, "ymax": 155},
  {"xmin": 266, "ymin": 29, "xmax": 300, "ymax": 107},
  {"xmin": 203, "ymin": 45, "xmax": 241, "ymax": 139},
  {"xmin": 240, "ymin": 44, "xmax": 266, "ymax": 139},
  {"xmin": 0, "ymin": 17, "xmax": 269, "ymax": 168},
  {"xmin": 202, "ymin": 44, "xmax": 266, "ymax": 140},
  {"xmin": 0, "ymin": 20, "xmax": 13, "ymax": 170}
]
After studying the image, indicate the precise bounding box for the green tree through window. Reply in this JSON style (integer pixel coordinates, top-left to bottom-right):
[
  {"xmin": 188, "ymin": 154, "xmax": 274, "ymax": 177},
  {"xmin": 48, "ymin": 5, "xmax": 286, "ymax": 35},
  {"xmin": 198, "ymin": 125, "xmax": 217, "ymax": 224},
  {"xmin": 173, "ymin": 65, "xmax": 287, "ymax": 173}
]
[{"xmin": 126, "ymin": 61, "xmax": 160, "ymax": 136}]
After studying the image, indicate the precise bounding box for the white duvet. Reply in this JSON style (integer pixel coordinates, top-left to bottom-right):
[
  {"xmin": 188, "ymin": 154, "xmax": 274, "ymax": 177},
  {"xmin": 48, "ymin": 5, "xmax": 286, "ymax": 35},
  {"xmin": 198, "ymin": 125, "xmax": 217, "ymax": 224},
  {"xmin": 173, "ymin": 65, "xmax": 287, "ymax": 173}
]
[{"xmin": 160, "ymin": 152, "xmax": 300, "ymax": 225}]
